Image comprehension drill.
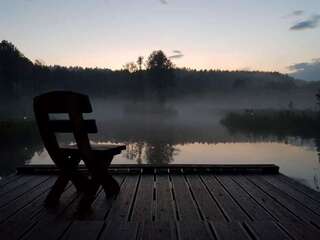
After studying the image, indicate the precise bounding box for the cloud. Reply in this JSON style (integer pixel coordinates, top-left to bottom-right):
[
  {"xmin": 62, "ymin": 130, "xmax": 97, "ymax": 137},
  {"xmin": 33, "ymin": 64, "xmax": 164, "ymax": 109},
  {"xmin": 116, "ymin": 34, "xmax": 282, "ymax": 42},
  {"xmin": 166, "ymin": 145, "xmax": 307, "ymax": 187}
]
[
  {"xmin": 290, "ymin": 14, "xmax": 320, "ymax": 30},
  {"xmin": 159, "ymin": 0, "xmax": 168, "ymax": 4},
  {"xmin": 173, "ymin": 50, "xmax": 182, "ymax": 54},
  {"xmin": 291, "ymin": 10, "xmax": 304, "ymax": 16},
  {"xmin": 284, "ymin": 10, "xmax": 304, "ymax": 18},
  {"xmin": 288, "ymin": 58, "xmax": 320, "ymax": 81},
  {"xmin": 169, "ymin": 50, "xmax": 184, "ymax": 59}
]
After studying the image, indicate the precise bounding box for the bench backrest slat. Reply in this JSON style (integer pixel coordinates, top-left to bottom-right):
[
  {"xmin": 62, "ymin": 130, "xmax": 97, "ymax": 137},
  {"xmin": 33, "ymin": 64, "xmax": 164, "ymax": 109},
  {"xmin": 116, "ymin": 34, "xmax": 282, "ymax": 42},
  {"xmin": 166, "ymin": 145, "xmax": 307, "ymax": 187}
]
[
  {"xmin": 34, "ymin": 91, "xmax": 95, "ymax": 163},
  {"xmin": 48, "ymin": 120, "xmax": 97, "ymax": 133}
]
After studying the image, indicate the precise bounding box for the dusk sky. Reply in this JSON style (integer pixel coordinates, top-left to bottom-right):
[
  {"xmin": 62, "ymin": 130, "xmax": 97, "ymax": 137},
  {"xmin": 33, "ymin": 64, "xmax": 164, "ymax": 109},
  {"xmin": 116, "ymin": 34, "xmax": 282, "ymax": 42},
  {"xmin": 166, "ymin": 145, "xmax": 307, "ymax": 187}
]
[{"xmin": 1, "ymin": 0, "xmax": 320, "ymax": 79}]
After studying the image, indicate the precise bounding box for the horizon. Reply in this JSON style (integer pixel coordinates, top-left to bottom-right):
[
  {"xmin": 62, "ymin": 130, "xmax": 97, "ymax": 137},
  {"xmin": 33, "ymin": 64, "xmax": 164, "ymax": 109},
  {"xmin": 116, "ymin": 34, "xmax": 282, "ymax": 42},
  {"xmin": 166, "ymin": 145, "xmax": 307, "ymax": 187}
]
[
  {"xmin": 0, "ymin": 39, "xmax": 298, "ymax": 75},
  {"xmin": 1, "ymin": 0, "xmax": 320, "ymax": 80}
]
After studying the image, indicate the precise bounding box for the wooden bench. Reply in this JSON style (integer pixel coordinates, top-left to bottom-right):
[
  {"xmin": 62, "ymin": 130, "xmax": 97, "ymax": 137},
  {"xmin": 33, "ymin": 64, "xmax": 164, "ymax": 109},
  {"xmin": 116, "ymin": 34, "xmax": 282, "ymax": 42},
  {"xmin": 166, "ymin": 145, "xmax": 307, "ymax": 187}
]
[{"xmin": 33, "ymin": 91, "xmax": 125, "ymax": 209}]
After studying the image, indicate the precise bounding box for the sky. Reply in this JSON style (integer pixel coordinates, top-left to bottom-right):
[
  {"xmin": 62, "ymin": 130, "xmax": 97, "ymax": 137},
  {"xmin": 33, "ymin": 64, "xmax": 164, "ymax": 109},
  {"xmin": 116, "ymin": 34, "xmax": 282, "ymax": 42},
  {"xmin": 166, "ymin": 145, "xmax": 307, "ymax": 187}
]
[{"xmin": 1, "ymin": 0, "xmax": 320, "ymax": 80}]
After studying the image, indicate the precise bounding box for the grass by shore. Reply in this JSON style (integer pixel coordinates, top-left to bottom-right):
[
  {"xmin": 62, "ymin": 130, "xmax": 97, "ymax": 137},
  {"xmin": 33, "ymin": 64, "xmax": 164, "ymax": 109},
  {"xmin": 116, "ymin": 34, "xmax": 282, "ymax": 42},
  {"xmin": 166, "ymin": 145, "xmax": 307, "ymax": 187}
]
[{"xmin": 221, "ymin": 109, "xmax": 320, "ymax": 137}]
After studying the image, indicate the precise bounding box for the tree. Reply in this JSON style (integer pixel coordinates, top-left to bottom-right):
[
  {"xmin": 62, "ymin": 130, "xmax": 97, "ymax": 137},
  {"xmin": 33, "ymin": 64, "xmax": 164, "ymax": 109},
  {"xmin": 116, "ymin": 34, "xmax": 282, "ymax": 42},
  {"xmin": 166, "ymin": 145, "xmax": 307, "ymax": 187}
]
[
  {"xmin": 122, "ymin": 62, "xmax": 138, "ymax": 73},
  {"xmin": 34, "ymin": 59, "xmax": 45, "ymax": 66},
  {"xmin": 146, "ymin": 50, "xmax": 173, "ymax": 71},
  {"xmin": 0, "ymin": 40, "xmax": 34, "ymax": 97},
  {"xmin": 136, "ymin": 56, "xmax": 144, "ymax": 71},
  {"xmin": 145, "ymin": 50, "xmax": 174, "ymax": 102}
]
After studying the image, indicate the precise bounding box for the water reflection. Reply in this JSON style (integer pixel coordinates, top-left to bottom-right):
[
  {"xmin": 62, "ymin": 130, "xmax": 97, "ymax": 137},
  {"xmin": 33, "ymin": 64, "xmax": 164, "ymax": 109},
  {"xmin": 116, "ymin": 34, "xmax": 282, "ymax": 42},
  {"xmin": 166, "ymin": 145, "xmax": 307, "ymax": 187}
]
[
  {"xmin": 24, "ymin": 139, "xmax": 320, "ymax": 191},
  {"xmin": 315, "ymin": 137, "xmax": 320, "ymax": 162},
  {"xmin": 0, "ymin": 113, "xmax": 320, "ymax": 191},
  {"xmin": 313, "ymin": 137, "xmax": 320, "ymax": 191},
  {"xmin": 144, "ymin": 142, "xmax": 178, "ymax": 164},
  {"xmin": 124, "ymin": 142, "xmax": 178, "ymax": 164}
]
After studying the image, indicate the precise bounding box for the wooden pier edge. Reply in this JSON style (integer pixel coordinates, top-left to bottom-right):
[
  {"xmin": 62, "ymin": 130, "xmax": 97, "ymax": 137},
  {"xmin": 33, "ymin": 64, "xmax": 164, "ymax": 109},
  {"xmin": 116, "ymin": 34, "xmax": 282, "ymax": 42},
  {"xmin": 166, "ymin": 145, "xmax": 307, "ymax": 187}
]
[
  {"xmin": 17, "ymin": 164, "xmax": 279, "ymax": 174},
  {"xmin": 5, "ymin": 164, "xmax": 320, "ymax": 240}
]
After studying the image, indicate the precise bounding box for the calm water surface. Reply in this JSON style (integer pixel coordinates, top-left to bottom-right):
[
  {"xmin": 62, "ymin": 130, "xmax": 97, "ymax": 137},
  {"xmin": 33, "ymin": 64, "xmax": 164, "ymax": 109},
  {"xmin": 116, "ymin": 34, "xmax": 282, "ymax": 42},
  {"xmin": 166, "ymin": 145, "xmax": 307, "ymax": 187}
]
[
  {"xmin": 1, "ymin": 101, "xmax": 319, "ymax": 191},
  {"xmin": 28, "ymin": 140, "xmax": 320, "ymax": 191}
]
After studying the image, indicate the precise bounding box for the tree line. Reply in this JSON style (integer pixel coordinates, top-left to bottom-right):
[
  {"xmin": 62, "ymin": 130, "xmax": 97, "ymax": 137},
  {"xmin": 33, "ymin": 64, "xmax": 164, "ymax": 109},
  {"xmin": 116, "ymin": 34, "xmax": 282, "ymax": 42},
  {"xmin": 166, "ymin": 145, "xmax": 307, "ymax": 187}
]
[{"xmin": 0, "ymin": 40, "xmax": 319, "ymax": 103}]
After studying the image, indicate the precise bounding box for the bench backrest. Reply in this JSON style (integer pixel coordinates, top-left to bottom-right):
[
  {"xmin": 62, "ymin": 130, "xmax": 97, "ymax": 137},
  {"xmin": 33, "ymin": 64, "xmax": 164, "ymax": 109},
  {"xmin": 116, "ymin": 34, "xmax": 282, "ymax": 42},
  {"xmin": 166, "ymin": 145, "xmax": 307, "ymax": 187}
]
[{"xmin": 33, "ymin": 91, "xmax": 96, "ymax": 163}]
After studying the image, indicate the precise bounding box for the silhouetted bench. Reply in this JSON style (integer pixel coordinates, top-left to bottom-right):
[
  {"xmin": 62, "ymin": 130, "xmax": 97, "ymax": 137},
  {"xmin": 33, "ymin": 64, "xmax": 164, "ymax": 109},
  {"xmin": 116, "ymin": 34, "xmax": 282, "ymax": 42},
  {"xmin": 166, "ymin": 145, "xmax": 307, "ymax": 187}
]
[{"xmin": 33, "ymin": 91, "xmax": 125, "ymax": 209}]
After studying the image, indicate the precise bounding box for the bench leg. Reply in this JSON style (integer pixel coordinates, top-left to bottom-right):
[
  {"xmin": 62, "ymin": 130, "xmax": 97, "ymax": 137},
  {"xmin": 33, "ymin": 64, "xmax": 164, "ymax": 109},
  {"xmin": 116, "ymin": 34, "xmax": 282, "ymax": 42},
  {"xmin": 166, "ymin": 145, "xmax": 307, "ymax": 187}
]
[
  {"xmin": 76, "ymin": 156, "xmax": 120, "ymax": 210},
  {"xmin": 83, "ymin": 157, "xmax": 120, "ymax": 196},
  {"xmin": 45, "ymin": 174, "xmax": 69, "ymax": 206},
  {"xmin": 45, "ymin": 159, "xmax": 92, "ymax": 206},
  {"xmin": 58, "ymin": 157, "xmax": 94, "ymax": 192},
  {"xmin": 102, "ymin": 173, "xmax": 120, "ymax": 196}
]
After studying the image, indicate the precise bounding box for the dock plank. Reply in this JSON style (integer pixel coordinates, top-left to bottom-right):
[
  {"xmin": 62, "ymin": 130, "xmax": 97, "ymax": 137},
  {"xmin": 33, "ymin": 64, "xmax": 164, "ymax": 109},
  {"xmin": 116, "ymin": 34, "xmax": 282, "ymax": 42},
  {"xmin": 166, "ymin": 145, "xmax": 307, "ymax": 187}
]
[
  {"xmin": 99, "ymin": 220, "xmax": 139, "ymax": 240},
  {"xmin": 246, "ymin": 221, "xmax": 290, "ymax": 240},
  {"xmin": 155, "ymin": 174, "xmax": 176, "ymax": 221},
  {"xmin": 171, "ymin": 173, "xmax": 200, "ymax": 221},
  {"xmin": 0, "ymin": 175, "xmax": 35, "ymax": 196},
  {"xmin": 0, "ymin": 176, "xmax": 56, "ymax": 223},
  {"xmin": 61, "ymin": 220, "xmax": 104, "ymax": 240},
  {"xmin": 212, "ymin": 221, "xmax": 250, "ymax": 240},
  {"xmin": 0, "ymin": 183, "xmax": 72, "ymax": 240},
  {"xmin": 279, "ymin": 221, "xmax": 320, "ymax": 240},
  {"xmin": 262, "ymin": 175, "xmax": 320, "ymax": 215},
  {"xmin": 1, "ymin": 170, "xmax": 320, "ymax": 240},
  {"xmin": 217, "ymin": 175, "xmax": 272, "ymax": 221},
  {"xmin": 0, "ymin": 174, "xmax": 21, "ymax": 188},
  {"xmin": 186, "ymin": 174, "xmax": 226, "ymax": 222},
  {"xmin": 277, "ymin": 174, "xmax": 320, "ymax": 203},
  {"xmin": 105, "ymin": 174, "xmax": 140, "ymax": 223},
  {"xmin": 0, "ymin": 175, "xmax": 50, "ymax": 207},
  {"xmin": 177, "ymin": 220, "xmax": 214, "ymax": 240},
  {"xmin": 22, "ymin": 175, "xmax": 125, "ymax": 240},
  {"xmin": 138, "ymin": 221, "xmax": 177, "ymax": 240},
  {"xmin": 201, "ymin": 174, "xmax": 249, "ymax": 221},
  {"xmin": 21, "ymin": 185, "xmax": 79, "ymax": 240},
  {"xmin": 130, "ymin": 174, "xmax": 154, "ymax": 222},
  {"xmin": 232, "ymin": 175, "xmax": 301, "ymax": 222},
  {"xmin": 248, "ymin": 175, "xmax": 320, "ymax": 228}
]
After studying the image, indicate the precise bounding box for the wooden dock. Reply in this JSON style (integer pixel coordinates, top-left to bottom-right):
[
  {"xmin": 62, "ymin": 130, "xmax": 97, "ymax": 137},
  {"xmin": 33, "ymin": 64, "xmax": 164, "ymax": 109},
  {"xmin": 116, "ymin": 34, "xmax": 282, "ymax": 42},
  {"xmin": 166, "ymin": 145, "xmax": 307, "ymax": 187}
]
[{"xmin": 1, "ymin": 165, "xmax": 320, "ymax": 240}]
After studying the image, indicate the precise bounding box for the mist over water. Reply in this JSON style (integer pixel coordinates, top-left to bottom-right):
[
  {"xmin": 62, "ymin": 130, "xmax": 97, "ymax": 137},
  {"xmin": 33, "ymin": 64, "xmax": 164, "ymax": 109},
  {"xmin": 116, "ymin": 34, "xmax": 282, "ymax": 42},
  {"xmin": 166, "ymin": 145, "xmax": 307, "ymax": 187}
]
[
  {"xmin": 1, "ymin": 40, "xmax": 320, "ymax": 191},
  {"xmin": 1, "ymin": 98, "xmax": 319, "ymax": 191}
]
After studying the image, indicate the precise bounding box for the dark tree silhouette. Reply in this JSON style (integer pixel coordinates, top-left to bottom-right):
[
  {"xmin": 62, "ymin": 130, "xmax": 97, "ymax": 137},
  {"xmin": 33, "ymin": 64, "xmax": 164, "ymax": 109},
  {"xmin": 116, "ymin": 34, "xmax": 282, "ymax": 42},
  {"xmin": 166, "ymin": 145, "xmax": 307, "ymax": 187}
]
[
  {"xmin": 137, "ymin": 56, "xmax": 144, "ymax": 71},
  {"xmin": 316, "ymin": 89, "xmax": 320, "ymax": 107},
  {"xmin": 122, "ymin": 62, "xmax": 137, "ymax": 73},
  {"xmin": 2, "ymin": 40, "xmax": 319, "ymax": 118},
  {"xmin": 34, "ymin": 59, "xmax": 45, "ymax": 66},
  {"xmin": 146, "ymin": 50, "xmax": 173, "ymax": 71},
  {"xmin": 145, "ymin": 50, "xmax": 175, "ymax": 102},
  {"xmin": 0, "ymin": 40, "xmax": 33, "ymax": 98}
]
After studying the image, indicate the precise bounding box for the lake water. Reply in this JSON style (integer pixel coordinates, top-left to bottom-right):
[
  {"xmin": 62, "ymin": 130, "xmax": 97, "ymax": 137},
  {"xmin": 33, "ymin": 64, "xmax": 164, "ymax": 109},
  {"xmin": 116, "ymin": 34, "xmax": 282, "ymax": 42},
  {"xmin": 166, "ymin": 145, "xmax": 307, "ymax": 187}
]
[
  {"xmin": 27, "ymin": 140, "xmax": 320, "ymax": 192},
  {"xmin": 1, "ymin": 100, "xmax": 319, "ymax": 191}
]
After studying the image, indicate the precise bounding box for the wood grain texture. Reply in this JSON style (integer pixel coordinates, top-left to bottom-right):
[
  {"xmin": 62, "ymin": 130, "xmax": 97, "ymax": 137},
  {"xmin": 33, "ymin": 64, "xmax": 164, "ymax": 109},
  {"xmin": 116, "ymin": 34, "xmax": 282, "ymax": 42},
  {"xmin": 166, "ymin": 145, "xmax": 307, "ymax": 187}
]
[{"xmin": 1, "ymin": 172, "xmax": 320, "ymax": 240}]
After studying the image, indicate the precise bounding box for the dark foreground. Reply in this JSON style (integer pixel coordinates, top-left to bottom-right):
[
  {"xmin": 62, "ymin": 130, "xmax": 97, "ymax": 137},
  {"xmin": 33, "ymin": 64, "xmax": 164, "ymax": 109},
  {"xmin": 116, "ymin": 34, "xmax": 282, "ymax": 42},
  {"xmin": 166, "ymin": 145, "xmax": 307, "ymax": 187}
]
[{"xmin": 1, "ymin": 165, "xmax": 320, "ymax": 240}]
